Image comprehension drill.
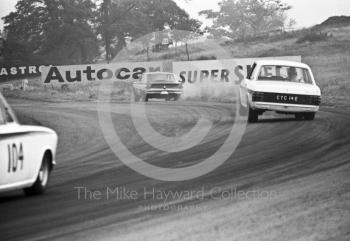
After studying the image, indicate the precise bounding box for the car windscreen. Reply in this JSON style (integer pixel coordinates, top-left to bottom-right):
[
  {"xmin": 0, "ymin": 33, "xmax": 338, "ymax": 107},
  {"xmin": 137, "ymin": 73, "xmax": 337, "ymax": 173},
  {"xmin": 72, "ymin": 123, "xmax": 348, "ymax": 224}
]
[
  {"xmin": 258, "ymin": 65, "xmax": 313, "ymax": 84},
  {"xmin": 146, "ymin": 73, "xmax": 175, "ymax": 82}
]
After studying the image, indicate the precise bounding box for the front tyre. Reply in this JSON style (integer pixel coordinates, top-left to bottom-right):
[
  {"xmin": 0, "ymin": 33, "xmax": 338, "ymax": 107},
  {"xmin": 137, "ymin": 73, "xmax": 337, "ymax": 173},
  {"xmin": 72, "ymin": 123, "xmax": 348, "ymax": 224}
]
[
  {"xmin": 144, "ymin": 94, "xmax": 149, "ymax": 102},
  {"xmin": 23, "ymin": 154, "xmax": 51, "ymax": 196},
  {"xmin": 248, "ymin": 106, "xmax": 258, "ymax": 123},
  {"xmin": 304, "ymin": 112, "xmax": 315, "ymax": 121},
  {"xmin": 295, "ymin": 113, "xmax": 303, "ymax": 120}
]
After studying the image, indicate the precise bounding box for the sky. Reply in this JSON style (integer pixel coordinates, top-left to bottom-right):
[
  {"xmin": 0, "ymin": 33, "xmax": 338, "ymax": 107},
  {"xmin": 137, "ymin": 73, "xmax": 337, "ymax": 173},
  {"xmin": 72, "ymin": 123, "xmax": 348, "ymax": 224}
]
[
  {"xmin": 1, "ymin": 0, "xmax": 350, "ymax": 32},
  {"xmin": 174, "ymin": 0, "xmax": 350, "ymax": 29}
]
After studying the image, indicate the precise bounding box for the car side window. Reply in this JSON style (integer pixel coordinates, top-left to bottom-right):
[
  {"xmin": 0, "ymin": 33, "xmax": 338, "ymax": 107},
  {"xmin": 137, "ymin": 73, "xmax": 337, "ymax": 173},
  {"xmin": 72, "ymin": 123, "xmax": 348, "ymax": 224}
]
[{"xmin": 302, "ymin": 69, "xmax": 312, "ymax": 84}]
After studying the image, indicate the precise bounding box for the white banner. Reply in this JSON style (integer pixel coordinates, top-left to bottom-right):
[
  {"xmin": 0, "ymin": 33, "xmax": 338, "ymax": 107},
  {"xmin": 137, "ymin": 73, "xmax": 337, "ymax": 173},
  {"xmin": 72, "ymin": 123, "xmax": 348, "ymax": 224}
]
[
  {"xmin": 41, "ymin": 61, "xmax": 163, "ymax": 84},
  {"xmin": 41, "ymin": 57, "xmax": 301, "ymax": 85},
  {"xmin": 173, "ymin": 56, "xmax": 301, "ymax": 85}
]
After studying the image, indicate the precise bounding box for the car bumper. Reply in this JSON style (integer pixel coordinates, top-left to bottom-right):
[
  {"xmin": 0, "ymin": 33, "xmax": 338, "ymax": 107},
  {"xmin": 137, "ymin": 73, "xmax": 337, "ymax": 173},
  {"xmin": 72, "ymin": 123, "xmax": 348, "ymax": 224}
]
[
  {"xmin": 251, "ymin": 101, "xmax": 319, "ymax": 112},
  {"xmin": 146, "ymin": 89, "xmax": 183, "ymax": 95}
]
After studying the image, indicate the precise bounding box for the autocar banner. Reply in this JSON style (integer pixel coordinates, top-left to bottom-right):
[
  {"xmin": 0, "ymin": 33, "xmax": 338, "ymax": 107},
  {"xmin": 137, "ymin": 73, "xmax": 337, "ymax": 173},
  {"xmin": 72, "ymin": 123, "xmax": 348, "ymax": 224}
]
[
  {"xmin": 41, "ymin": 61, "xmax": 163, "ymax": 84},
  {"xmin": 172, "ymin": 56, "xmax": 301, "ymax": 85}
]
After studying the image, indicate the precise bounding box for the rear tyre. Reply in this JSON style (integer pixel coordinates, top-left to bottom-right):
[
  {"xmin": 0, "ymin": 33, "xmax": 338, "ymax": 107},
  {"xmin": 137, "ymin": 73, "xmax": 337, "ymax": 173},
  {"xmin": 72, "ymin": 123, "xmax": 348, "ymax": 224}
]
[
  {"xmin": 295, "ymin": 113, "xmax": 303, "ymax": 120},
  {"xmin": 23, "ymin": 154, "xmax": 51, "ymax": 196},
  {"xmin": 144, "ymin": 94, "xmax": 149, "ymax": 102},
  {"xmin": 174, "ymin": 94, "xmax": 180, "ymax": 101},
  {"xmin": 248, "ymin": 106, "xmax": 258, "ymax": 123},
  {"xmin": 304, "ymin": 112, "xmax": 315, "ymax": 120}
]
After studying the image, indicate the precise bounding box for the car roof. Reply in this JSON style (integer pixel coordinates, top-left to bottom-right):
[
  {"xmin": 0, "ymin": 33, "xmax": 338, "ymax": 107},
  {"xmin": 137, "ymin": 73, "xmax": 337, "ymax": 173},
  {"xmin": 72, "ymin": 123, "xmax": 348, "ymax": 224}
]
[{"xmin": 255, "ymin": 60, "xmax": 309, "ymax": 69}]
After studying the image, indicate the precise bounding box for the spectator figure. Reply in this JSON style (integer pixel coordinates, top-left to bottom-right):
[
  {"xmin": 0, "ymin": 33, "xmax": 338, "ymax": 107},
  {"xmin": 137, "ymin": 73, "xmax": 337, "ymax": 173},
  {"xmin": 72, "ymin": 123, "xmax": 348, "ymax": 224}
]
[
  {"xmin": 21, "ymin": 78, "xmax": 29, "ymax": 91},
  {"xmin": 288, "ymin": 67, "xmax": 298, "ymax": 82}
]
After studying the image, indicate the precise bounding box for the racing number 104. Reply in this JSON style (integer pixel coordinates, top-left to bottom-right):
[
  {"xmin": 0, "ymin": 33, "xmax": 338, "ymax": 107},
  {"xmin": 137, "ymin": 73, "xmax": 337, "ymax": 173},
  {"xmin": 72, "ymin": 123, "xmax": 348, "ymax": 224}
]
[{"xmin": 8, "ymin": 143, "xmax": 24, "ymax": 173}]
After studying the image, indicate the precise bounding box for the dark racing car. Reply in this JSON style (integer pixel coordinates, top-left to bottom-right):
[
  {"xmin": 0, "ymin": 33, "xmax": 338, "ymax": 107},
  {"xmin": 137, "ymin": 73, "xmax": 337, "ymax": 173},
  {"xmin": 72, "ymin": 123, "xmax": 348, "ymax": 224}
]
[{"xmin": 132, "ymin": 72, "xmax": 183, "ymax": 102}]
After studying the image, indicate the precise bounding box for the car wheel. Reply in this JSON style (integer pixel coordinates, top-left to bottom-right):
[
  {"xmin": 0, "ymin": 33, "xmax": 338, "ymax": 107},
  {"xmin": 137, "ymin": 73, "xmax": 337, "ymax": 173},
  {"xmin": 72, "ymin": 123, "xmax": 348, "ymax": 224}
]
[
  {"xmin": 304, "ymin": 112, "xmax": 315, "ymax": 120},
  {"xmin": 174, "ymin": 94, "xmax": 180, "ymax": 101},
  {"xmin": 23, "ymin": 154, "xmax": 51, "ymax": 196},
  {"xmin": 145, "ymin": 94, "xmax": 149, "ymax": 102},
  {"xmin": 248, "ymin": 106, "xmax": 258, "ymax": 123},
  {"xmin": 295, "ymin": 113, "xmax": 303, "ymax": 120}
]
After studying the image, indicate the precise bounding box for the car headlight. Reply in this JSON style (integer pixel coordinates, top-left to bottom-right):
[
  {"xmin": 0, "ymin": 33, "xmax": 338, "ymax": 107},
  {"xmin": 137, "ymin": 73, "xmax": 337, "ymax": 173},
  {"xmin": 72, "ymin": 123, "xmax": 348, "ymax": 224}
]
[
  {"xmin": 250, "ymin": 91, "xmax": 264, "ymax": 102},
  {"xmin": 310, "ymin": 95, "xmax": 321, "ymax": 105}
]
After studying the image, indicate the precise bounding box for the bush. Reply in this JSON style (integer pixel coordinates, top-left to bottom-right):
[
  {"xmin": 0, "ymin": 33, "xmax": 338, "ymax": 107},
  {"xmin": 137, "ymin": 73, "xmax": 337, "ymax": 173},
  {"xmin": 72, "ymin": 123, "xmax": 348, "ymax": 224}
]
[
  {"xmin": 296, "ymin": 31, "xmax": 331, "ymax": 44},
  {"xmin": 159, "ymin": 51, "xmax": 183, "ymax": 60},
  {"xmin": 195, "ymin": 55, "xmax": 217, "ymax": 60}
]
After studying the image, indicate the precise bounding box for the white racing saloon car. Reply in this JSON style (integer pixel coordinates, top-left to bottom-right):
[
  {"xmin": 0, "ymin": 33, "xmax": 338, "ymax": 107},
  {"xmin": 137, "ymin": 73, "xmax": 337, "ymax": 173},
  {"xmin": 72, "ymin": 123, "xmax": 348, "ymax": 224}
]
[
  {"xmin": 0, "ymin": 93, "xmax": 58, "ymax": 195},
  {"xmin": 240, "ymin": 60, "xmax": 321, "ymax": 122}
]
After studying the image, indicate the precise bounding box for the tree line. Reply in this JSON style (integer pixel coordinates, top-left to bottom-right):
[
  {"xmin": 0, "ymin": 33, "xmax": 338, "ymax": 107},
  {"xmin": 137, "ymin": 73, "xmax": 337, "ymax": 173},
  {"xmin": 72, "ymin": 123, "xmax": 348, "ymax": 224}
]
[{"xmin": 0, "ymin": 0, "xmax": 293, "ymax": 66}]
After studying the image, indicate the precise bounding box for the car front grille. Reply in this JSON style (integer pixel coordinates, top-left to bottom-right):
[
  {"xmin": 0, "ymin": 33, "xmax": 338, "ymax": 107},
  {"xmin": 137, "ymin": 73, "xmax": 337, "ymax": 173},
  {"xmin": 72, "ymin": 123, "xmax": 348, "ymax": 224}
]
[{"xmin": 150, "ymin": 83, "xmax": 182, "ymax": 89}]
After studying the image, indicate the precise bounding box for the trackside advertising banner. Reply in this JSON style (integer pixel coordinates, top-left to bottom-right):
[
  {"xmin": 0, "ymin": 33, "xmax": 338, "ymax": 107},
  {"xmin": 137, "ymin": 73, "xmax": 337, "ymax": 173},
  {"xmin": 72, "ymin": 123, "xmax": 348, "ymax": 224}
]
[
  {"xmin": 173, "ymin": 56, "xmax": 301, "ymax": 85},
  {"xmin": 0, "ymin": 65, "xmax": 46, "ymax": 83},
  {"xmin": 40, "ymin": 56, "xmax": 301, "ymax": 84},
  {"xmin": 41, "ymin": 61, "xmax": 163, "ymax": 84}
]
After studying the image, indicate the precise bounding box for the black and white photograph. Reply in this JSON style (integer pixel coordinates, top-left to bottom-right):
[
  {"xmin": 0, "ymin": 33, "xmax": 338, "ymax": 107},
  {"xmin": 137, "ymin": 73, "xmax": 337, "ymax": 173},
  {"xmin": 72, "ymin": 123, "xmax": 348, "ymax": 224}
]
[{"xmin": 0, "ymin": 0, "xmax": 349, "ymax": 240}]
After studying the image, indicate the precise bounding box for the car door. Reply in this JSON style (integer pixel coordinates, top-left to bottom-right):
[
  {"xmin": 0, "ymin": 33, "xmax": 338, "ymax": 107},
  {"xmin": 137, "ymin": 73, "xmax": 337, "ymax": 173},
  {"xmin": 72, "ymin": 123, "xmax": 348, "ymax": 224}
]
[{"xmin": 0, "ymin": 97, "xmax": 30, "ymax": 189}]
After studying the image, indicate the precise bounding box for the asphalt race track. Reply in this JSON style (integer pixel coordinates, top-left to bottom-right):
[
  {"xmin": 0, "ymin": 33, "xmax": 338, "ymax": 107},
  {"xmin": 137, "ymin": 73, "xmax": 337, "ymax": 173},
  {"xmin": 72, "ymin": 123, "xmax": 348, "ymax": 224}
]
[{"xmin": 1, "ymin": 99, "xmax": 350, "ymax": 241}]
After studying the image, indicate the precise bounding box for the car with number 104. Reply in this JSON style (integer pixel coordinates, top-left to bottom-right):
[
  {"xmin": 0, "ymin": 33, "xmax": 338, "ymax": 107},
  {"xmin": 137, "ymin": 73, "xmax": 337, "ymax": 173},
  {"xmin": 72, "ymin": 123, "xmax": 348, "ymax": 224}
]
[
  {"xmin": 240, "ymin": 60, "xmax": 321, "ymax": 123},
  {"xmin": 0, "ymin": 93, "xmax": 58, "ymax": 195}
]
